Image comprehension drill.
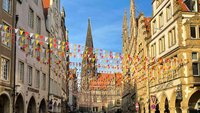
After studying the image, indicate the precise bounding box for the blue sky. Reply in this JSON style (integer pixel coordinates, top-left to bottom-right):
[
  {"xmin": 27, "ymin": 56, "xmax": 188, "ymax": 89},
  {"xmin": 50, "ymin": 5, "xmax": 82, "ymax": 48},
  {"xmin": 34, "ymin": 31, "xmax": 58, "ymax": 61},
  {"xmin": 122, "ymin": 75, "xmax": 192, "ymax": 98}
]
[{"xmin": 61, "ymin": 0, "xmax": 152, "ymax": 53}]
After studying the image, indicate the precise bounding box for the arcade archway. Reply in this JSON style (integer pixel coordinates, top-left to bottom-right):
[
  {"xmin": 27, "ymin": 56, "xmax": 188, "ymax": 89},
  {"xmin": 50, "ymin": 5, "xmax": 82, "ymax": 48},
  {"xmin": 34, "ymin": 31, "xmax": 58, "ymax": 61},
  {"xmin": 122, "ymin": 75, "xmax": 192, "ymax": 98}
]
[
  {"xmin": 188, "ymin": 90, "xmax": 200, "ymax": 113},
  {"xmin": 15, "ymin": 94, "xmax": 24, "ymax": 113},
  {"xmin": 27, "ymin": 96, "xmax": 36, "ymax": 113},
  {"xmin": 0, "ymin": 94, "xmax": 10, "ymax": 113},
  {"xmin": 39, "ymin": 99, "xmax": 46, "ymax": 113}
]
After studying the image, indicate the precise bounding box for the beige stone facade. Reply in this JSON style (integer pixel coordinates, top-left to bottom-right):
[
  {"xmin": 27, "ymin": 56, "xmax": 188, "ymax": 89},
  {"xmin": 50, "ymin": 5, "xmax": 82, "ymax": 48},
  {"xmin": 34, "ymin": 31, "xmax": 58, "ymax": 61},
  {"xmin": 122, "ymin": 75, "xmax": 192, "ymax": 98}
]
[{"xmin": 122, "ymin": 0, "xmax": 200, "ymax": 113}]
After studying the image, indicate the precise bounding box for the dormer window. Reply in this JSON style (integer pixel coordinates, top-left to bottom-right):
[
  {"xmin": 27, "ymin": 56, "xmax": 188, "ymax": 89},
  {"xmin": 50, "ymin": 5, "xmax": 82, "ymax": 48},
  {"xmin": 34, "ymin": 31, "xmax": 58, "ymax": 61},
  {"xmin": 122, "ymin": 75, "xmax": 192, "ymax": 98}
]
[{"xmin": 184, "ymin": 0, "xmax": 199, "ymax": 12}]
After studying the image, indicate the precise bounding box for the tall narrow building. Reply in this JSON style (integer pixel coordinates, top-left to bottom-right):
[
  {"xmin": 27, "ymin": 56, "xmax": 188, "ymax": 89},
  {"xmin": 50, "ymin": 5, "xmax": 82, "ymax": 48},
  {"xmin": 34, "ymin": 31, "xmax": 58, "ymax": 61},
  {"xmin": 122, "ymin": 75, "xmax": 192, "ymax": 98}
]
[
  {"xmin": 78, "ymin": 18, "xmax": 96, "ymax": 112},
  {"xmin": 0, "ymin": 0, "xmax": 16, "ymax": 113}
]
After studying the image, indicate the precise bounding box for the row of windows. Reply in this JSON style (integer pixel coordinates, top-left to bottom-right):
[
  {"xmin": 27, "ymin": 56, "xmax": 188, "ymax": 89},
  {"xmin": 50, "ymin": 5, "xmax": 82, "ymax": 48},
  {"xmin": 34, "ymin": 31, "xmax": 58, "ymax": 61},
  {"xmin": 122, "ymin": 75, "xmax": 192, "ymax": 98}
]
[
  {"xmin": 149, "ymin": 52, "xmax": 199, "ymax": 77},
  {"xmin": 18, "ymin": 35, "xmax": 48, "ymax": 60},
  {"xmin": 153, "ymin": 4, "xmax": 172, "ymax": 34},
  {"xmin": 190, "ymin": 26, "xmax": 200, "ymax": 39},
  {"xmin": 19, "ymin": 61, "xmax": 46, "ymax": 90},
  {"xmin": 150, "ymin": 28, "xmax": 176, "ymax": 57},
  {"xmin": 155, "ymin": 0, "xmax": 199, "ymax": 14},
  {"xmin": 28, "ymin": 7, "xmax": 41, "ymax": 34}
]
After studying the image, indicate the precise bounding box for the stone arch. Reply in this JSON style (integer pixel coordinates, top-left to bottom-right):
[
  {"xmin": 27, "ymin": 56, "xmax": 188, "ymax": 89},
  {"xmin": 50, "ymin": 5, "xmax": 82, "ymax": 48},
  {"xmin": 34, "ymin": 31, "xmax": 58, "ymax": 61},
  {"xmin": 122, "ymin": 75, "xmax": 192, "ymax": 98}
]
[
  {"xmin": 58, "ymin": 103, "xmax": 61, "ymax": 112},
  {"xmin": 0, "ymin": 93, "xmax": 11, "ymax": 113},
  {"xmin": 53, "ymin": 101, "xmax": 57, "ymax": 112},
  {"xmin": 27, "ymin": 96, "xmax": 36, "ymax": 113},
  {"xmin": 39, "ymin": 98, "xmax": 46, "ymax": 113},
  {"xmin": 187, "ymin": 90, "xmax": 200, "ymax": 112},
  {"xmin": 15, "ymin": 94, "xmax": 24, "ymax": 113},
  {"xmin": 159, "ymin": 93, "xmax": 170, "ymax": 113}
]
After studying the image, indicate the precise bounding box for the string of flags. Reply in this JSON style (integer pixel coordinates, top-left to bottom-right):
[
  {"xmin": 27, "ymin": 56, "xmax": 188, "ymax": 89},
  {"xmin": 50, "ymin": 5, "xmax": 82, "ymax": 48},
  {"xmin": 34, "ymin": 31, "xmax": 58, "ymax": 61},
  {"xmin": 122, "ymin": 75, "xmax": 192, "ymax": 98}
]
[{"xmin": 0, "ymin": 24, "xmax": 190, "ymax": 85}]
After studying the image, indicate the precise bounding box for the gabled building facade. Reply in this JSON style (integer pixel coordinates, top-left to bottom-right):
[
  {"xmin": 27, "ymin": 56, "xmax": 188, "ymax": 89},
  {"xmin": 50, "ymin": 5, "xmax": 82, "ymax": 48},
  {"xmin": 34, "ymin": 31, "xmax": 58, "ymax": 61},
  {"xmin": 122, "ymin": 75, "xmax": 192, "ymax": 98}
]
[
  {"xmin": 122, "ymin": 0, "xmax": 200, "ymax": 113},
  {"xmin": 15, "ymin": 0, "xmax": 49, "ymax": 113},
  {"xmin": 0, "ymin": 0, "xmax": 16, "ymax": 113},
  {"xmin": 147, "ymin": 0, "xmax": 200, "ymax": 112},
  {"xmin": 43, "ymin": 0, "xmax": 69, "ymax": 112}
]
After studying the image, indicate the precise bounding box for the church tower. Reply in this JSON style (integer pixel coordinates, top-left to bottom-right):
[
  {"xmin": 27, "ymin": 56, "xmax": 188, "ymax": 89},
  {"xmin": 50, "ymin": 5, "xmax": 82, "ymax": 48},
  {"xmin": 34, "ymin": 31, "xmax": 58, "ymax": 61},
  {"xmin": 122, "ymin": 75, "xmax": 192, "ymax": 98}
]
[
  {"xmin": 79, "ymin": 19, "xmax": 96, "ymax": 111},
  {"xmin": 81, "ymin": 19, "xmax": 96, "ymax": 91}
]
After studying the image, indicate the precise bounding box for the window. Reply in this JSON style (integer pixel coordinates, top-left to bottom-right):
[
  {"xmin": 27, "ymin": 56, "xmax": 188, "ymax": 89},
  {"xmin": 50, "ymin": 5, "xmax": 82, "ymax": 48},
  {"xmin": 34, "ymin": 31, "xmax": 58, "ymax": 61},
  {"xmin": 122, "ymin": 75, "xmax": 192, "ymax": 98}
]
[
  {"xmin": 36, "ymin": 70, "xmax": 40, "ymax": 88},
  {"xmin": 166, "ymin": 4, "xmax": 172, "ymax": 20},
  {"xmin": 192, "ymin": 52, "xmax": 198, "ymax": 60},
  {"xmin": 36, "ymin": 16, "xmax": 41, "ymax": 34},
  {"xmin": 184, "ymin": 0, "xmax": 199, "ymax": 12},
  {"xmin": 192, "ymin": 52, "xmax": 199, "ymax": 76},
  {"xmin": 43, "ymin": 47, "xmax": 47, "ymax": 59},
  {"xmin": 36, "ymin": 44, "xmax": 40, "ymax": 59},
  {"xmin": 28, "ymin": 8, "xmax": 34, "ymax": 28},
  {"xmin": 190, "ymin": 25, "xmax": 200, "ymax": 39},
  {"xmin": 159, "ymin": 12, "xmax": 164, "ymax": 28},
  {"xmin": 28, "ymin": 66, "xmax": 32, "ymax": 85},
  {"xmin": 28, "ymin": 37, "xmax": 33, "ymax": 56},
  {"xmin": 153, "ymin": 20, "xmax": 157, "ymax": 34},
  {"xmin": 42, "ymin": 73, "xmax": 46, "ymax": 90},
  {"xmin": 199, "ymin": 27, "xmax": 200, "ymax": 38},
  {"xmin": 1, "ymin": 58, "xmax": 9, "ymax": 81},
  {"xmin": 3, "ymin": 0, "xmax": 11, "ymax": 13},
  {"xmin": 18, "ymin": 61, "xmax": 24, "ymax": 82},
  {"xmin": 191, "ymin": 26, "xmax": 196, "ymax": 39},
  {"xmin": 168, "ymin": 28, "xmax": 176, "ymax": 47},
  {"xmin": 192, "ymin": 63, "xmax": 199, "ymax": 76},
  {"xmin": 151, "ymin": 43, "xmax": 156, "ymax": 57},
  {"xmin": 1, "ymin": 22, "xmax": 11, "ymax": 47},
  {"xmin": 159, "ymin": 36, "xmax": 165, "ymax": 53}
]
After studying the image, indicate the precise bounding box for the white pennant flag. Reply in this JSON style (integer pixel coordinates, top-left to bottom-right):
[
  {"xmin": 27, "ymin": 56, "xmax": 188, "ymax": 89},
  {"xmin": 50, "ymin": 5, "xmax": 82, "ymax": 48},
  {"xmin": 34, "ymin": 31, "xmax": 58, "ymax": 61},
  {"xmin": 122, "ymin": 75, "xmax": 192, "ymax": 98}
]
[
  {"xmin": 58, "ymin": 40, "xmax": 61, "ymax": 45},
  {"xmin": 58, "ymin": 45, "xmax": 61, "ymax": 49},
  {"xmin": 30, "ymin": 33, "xmax": 34, "ymax": 38},
  {"xmin": 45, "ymin": 37, "xmax": 48, "ymax": 42},
  {"xmin": 15, "ymin": 29, "xmax": 19, "ymax": 33}
]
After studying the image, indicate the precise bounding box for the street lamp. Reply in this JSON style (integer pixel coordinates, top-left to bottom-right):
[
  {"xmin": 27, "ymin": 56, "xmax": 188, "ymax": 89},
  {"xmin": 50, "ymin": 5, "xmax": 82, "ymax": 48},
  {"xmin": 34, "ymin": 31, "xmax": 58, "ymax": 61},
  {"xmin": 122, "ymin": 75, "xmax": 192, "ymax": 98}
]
[{"xmin": 176, "ymin": 84, "xmax": 182, "ymax": 100}]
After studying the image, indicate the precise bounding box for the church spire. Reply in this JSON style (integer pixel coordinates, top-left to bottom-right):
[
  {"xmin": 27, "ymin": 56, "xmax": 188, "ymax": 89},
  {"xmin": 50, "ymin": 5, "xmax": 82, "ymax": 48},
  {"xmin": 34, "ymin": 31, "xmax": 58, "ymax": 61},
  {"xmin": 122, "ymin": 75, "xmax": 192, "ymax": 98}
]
[
  {"xmin": 85, "ymin": 18, "xmax": 93, "ymax": 48},
  {"xmin": 130, "ymin": 0, "xmax": 136, "ymax": 20},
  {"xmin": 130, "ymin": 0, "xmax": 136, "ymax": 38},
  {"xmin": 122, "ymin": 10, "xmax": 129, "ymax": 54},
  {"xmin": 123, "ymin": 10, "xmax": 128, "ymax": 31}
]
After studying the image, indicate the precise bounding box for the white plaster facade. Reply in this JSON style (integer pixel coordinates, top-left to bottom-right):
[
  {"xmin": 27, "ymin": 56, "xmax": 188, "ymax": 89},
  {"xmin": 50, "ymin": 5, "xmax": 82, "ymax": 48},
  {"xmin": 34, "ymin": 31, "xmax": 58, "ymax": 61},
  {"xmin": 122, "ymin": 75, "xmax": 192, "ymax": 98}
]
[{"xmin": 15, "ymin": 0, "xmax": 49, "ymax": 113}]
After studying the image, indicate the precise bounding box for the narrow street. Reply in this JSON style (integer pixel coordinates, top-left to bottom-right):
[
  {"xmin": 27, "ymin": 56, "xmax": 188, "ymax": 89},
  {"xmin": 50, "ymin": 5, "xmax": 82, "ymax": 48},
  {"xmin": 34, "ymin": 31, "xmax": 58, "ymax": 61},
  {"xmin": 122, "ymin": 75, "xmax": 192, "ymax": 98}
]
[{"xmin": 0, "ymin": 0, "xmax": 200, "ymax": 113}]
